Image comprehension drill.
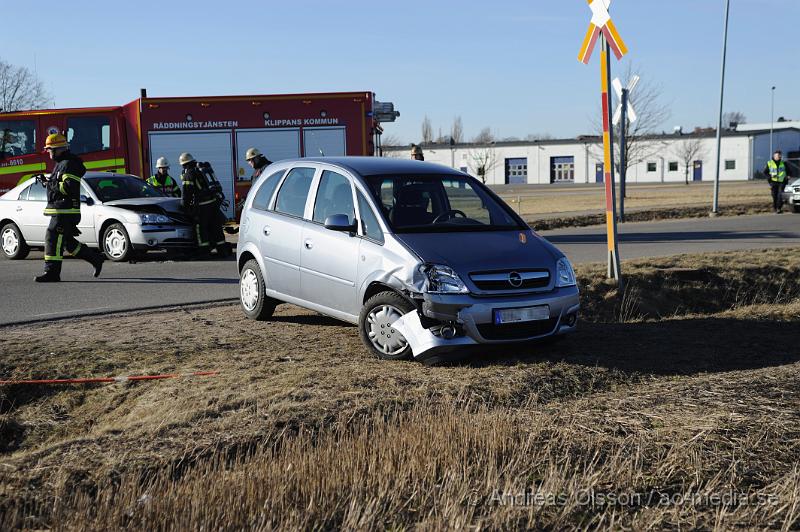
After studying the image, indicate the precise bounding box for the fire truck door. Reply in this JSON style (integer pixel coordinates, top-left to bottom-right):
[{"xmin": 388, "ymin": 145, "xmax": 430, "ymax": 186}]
[
  {"xmin": 148, "ymin": 130, "xmax": 235, "ymax": 218},
  {"xmin": 234, "ymin": 128, "xmax": 300, "ymax": 181},
  {"xmin": 302, "ymin": 127, "xmax": 346, "ymax": 157}
]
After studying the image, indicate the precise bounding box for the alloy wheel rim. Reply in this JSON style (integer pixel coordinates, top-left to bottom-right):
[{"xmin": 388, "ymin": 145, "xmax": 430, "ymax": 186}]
[
  {"xmin": 240, "ymin": 269, "xmax": 259, "ymax": 311},
  {"xmin": 366, "ymin": 304, "xmax": 408, "ymax": 355},
  {"xmin": 2, "ymin": 228, "xmax": 19, "ymax": 256},
  {"xmin": 105, "ymin": 228, "xmax": 127, "ymax": 258}
]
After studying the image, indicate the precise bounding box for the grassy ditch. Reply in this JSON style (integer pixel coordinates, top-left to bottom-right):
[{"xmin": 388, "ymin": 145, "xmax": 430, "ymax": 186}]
[{"xmin": 2, "ymin": 249, "xmax": 800, "ymax": 530}]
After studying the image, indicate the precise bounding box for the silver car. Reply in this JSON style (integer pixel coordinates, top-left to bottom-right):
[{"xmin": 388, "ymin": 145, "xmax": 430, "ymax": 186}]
[
  {"xmin": 237, "ymin": 157, "xmax": 579, "ymax": 361},
  {"xmin": 0, "ymin": 172, "xmax": 195, "ymax": 261}
]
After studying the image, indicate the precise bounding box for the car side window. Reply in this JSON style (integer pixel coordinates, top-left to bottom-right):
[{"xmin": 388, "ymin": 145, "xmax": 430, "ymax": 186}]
[
  {"xmin": 274, "ymin": 167, "xmax": 315, "ymax": 218},
  {"xmin": 313, "ymin": 170, "xmax": 355, "ymax": 224},
  {"xmin": 357, "ymin": 190, "xmax": 384, "ymax": 243},
  {"xmin": 252, "ymin": 170, "xmax": 286, "ymax": 211},
  {"xmin": 26, "ymin": 181, "xmax": 47, "ymax": 201}
]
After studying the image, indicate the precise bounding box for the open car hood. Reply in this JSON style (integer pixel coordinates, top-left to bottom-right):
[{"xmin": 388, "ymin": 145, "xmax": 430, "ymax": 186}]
[{"xmin": 103, "ymin": 198, "xmax": 190, "ymax": 222}]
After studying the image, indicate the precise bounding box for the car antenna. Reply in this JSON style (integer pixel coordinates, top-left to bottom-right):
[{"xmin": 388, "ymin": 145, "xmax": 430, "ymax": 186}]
[{"xmin": 319, "ymin": 148, "xmax": 325, "ymax": 156}]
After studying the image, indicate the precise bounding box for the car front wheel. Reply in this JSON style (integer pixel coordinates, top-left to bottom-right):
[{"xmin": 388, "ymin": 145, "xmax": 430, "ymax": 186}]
[
  {"xmin": 358, "ymin": 291, "xmax": 415, "ymax": 360},
  {"xmin": 102, "ymin": 222, "xmax": 133, "ymax": 261},
  {"xmin": 240, "ymin": 259, "xmax": 278, "ymax": 320},
  {"xmin": 1, "ymin": 223, "xmax": 30, "ymax": 260}
]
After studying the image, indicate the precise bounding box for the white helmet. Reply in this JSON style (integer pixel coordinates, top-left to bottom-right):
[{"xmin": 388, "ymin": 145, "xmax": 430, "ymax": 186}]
[
  {"xmin": 156, "ymin": 157, "xmax": 169, "ymax": 169},
  {"xmin": 178, "ymin": 152, "xmax": 195, "ymax": 165},
  {"xmin": 245, "ymin": 147, "xmax": 261, "ymax": 161}
]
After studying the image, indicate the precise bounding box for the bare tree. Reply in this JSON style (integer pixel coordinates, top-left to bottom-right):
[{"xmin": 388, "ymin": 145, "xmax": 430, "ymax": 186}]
[
  {"xmin": 451, "ymin": 116, "xmax": 464, "ymax": 144},
  {"xmin": 0, "ymin": 58, "xmax": 50, "ymax": 112},
  {"xmin": 675, "ymin": 137, "xmax": 705, "ymax": 185},
  {"xmin": 592, "ymin": 64, "xmax": 671, "ymax": 188},
  {"xmin": 421, "ymin": 116, "xmax": 433, "ymax": 144},
  {"xmin": 526, "ymin": 133, "xmax": 554, "ymax": 141},
  {"xmin": 468, "ymin": 145, "xmax": 498, "ymax": 183},
  {"xmin": 472, "ymin": 127, "xmax": 494, "ymax": 144},
  {"xmin": 722, "ymin": 111, "xmax": 746, "ymax": 129},
  {"xmin": 381, "ymin": 133, "xmax": 402, "ymax": 147}
]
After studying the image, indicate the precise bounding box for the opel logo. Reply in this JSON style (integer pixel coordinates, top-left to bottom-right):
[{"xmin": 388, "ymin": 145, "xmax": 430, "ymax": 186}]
[{"xmin": 508, "ymin": 271, "xmax": 523, "ymax": 288}]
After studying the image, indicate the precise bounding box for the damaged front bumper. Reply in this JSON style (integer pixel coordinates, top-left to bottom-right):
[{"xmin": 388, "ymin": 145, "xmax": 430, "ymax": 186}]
[{"xmin": 393, "ymin": 286, "xmax": 580, "ymax": 360}]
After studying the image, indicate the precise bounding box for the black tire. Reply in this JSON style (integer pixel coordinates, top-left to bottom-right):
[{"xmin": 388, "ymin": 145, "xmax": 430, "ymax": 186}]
[
  {"xmin": 102, "ymin": 222, "xmax": 133, "ymax": 262},
  {"xmin": 358, "ymin": 291, "xmax": 415, "ymax": 360},
  {"xmin": 239, "ymin": 259, "xmax": 278, "ymax": 320},
  {"xmin": 793, "ymin": 205, "xmax": 800, "ymax": 214},
  {"xmin": 1, "ymin": 222, "xmax": 30, "ymax": 260}
]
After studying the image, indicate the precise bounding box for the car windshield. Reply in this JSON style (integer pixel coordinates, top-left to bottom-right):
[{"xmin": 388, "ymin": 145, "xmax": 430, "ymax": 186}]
[
  {"xmin": 84, "ymin": 175, "xmax": 165, "ymax": 202},
  {"xmin": 363, "ymin": 174, "xmax": 524, "ymax": 233}
]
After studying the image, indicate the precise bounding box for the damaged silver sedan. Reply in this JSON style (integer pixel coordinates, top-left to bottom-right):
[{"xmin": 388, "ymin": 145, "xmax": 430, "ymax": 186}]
[{"xmin": 237, "ymin": 157, "xmax": 579, "ymax": 361}]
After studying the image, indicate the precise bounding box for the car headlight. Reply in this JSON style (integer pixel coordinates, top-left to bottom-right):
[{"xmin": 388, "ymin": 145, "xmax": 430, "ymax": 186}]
[
  {"xmin": 420, "ymin": 263, "xmax": 469, "ymax": 294},
  {"xmin": 139, "ymin": 213, "xmax": 170, "ymax": 224},
  {"xmin": 555, "ymin": 257, "xmax": 576, "ymax": 287}
]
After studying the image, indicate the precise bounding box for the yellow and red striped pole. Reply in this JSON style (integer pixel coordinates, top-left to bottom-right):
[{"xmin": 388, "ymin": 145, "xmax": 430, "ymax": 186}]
[{"xmin": 600, "ymin": 37, "xmax": 622, "ymax": 281}]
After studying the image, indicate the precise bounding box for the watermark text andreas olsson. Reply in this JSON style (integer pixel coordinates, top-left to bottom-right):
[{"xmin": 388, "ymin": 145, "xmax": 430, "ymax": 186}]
[{"xmin": 478, "ymin": 489, "xmax": 779, "ymax": 508}]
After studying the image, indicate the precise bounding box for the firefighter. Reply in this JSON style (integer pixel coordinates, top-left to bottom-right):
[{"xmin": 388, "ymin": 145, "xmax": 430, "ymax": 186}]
[
  {"xmin": 146, "ymin": 157, "xmax": 181, "ymax": 197},
  {"xmin": 34, "ymin": 133, "xmax": 105, "ymax": 282},
  {"xmin": 410, "ymin": 144, "xmax": 424, "ymax": 161},
  {"xmin": 764, "ymin": 150, "xmax": 793, "ymax": 213},
  {"xmin": 179, "ymin": 152, "xmax": 231, "ymax": 258},
  {"xmin": 244, "ymin": 147, "xmax": 273, "ymax": 181}
]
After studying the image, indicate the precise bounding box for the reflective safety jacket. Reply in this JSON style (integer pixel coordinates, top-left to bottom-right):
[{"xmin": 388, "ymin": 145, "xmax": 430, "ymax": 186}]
[
  {"xmin": 767, "ymin": 160, "xmax": 787, "ymax": 183},
  {"xmin": 181, "ymin": 165, "xmax": 217, "ymax": 212},
  {"xmin": 147, "ymin": 174, "xmax": 181, "ymax": 197},
  {"xmin": 45, "ymin": 151, "xmax": 85, "ymax": 216}
]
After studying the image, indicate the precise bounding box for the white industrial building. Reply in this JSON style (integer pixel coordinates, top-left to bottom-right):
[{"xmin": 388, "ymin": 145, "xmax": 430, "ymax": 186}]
[{"xmin": 383, "ymin": 125, "xmax": 800, "ymax": 186}]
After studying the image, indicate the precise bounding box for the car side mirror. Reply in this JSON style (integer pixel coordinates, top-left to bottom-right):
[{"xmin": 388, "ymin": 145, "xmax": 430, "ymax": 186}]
[
  {"xmin": 80, "ymin": 195, "xmax": 94, "ymax": 206},
  {"xmin": 324, "ymin": 214, "xmax": 357, "ymax": 234}
]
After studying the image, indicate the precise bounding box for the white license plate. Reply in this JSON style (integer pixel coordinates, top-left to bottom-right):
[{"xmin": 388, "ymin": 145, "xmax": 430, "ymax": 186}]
[{"xmin": 494, "ymin": 305, "xmax": 550, "ymax": 324}]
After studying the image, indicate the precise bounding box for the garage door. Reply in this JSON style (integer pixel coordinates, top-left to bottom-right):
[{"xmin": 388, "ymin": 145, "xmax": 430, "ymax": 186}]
[
  {"xmin": 148, "ymin": 130, "xmax": 235, "ymax": 218},
  {"xmin": 234, "ymin": 128, "xmax": 300, "ymax": 181},
  {"xmin": 303, "ymin": 127, "xmax": 346, "ymax": 157}
]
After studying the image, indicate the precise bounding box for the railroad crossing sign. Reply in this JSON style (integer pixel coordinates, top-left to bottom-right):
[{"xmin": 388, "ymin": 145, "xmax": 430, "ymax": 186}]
[
  {"xmin": 612, "ymin": 75, "xmax": 639, "ymax": 126},
  {"xmin": 578, "ymin": 0, "xmax": 628, "ymax": 64},
  {"xmin": 577, "ymin": 0, "xmax": 628, "ymax": 282}
]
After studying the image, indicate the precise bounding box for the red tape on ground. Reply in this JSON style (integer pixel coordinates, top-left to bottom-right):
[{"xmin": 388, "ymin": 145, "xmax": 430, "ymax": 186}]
[{"xmin": 0, "ymin": 371, "xmax": 219, "ymax": 385}]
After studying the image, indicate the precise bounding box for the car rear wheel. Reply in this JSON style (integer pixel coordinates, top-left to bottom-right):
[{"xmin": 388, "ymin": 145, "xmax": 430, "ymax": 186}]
[
  {"xmin": 240, "ymin": 259, "xmax": 278, "ymax": 320},
  {"xmin": 793, "ymin": 205, "xmax": 800, "ymax": 214},
  {"xmin": 359, "ymin": 291, "xmax": 415, "ymax": 360},
  {"xmin": 102, "ymin": 222, "xmax": 133, "ymax": 261},
  {"xmin": 1, "ymin": 223, "xmax": 30, "ymax": 260}
]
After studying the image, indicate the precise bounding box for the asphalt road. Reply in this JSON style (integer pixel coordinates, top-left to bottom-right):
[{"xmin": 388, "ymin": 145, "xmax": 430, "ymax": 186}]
[{"xmin": 1, "ymin": 213, "xmax": 798, "ymax": 325}]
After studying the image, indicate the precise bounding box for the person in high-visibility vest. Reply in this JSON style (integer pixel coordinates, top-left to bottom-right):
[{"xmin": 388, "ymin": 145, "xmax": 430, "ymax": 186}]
[
  {"xmin": 34, "ymin": 133, "xmax": 105, "ymax": 282},
  {"xmin": 146, "ymin": 157, "xmax": 181, "ymax": 197},
  {"xmin": 763, "ymin": 150, "xmax": 793, "ymax": 213}
]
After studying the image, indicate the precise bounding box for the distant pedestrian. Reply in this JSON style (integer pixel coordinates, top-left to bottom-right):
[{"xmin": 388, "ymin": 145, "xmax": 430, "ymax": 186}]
[
  {"xmin": 410, "ymin": 144, "xmax": 424, "ymax": 161},
  {"xmin": 146, "ymin": 157, "xmax": 181, "ymax": 197},
  {"xmin": 764, "ymin": 150, "xmax": 793, "ymax": 213},
  {"xmin": 244, "ymin": 148, "xmax": 273, "ymax": 181}
]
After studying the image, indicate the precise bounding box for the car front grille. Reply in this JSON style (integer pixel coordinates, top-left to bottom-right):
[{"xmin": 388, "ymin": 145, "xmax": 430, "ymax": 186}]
[
  {"xmin": 476, "ymin": 318, "xmax": 559, "ymax": 340},
  {"xmin": 470, "ymin": 269, "xmax": 550, "ymax": 291}
]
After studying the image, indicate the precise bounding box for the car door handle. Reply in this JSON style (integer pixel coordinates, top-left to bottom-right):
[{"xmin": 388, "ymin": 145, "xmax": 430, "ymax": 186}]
[
  {"xmin": 304, "ymin": 239, "xmax": 313, "ymax": 249},
  {"xmin": 263, "ymin": 226, "xmax": 271, "ymax": 236},
  {"xmin": 15, "ymin": 206, "xmax": 22, "ymax": 212}
]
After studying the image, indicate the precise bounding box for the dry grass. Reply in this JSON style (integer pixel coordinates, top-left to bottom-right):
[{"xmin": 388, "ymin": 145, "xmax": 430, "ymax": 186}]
[
  {"xmin": 497, "ymin": 181, "xmax": 771, "ymax": 218},
  {"xmin": 2, "ymin": 248, "xmax": 800, "ymax": 530}
]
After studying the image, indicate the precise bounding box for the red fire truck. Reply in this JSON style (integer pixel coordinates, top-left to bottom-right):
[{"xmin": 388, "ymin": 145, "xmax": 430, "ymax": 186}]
[{"xmin": 0, "ymin": 90, "xmax": 399, "ymax": 219}]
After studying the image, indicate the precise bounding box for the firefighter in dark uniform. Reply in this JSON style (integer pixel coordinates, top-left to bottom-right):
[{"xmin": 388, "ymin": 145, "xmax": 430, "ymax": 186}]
[
  {"xmin": 146, "ymin": 157, "xmax": 181, "ymax": 197},
  {"xmin": 179, "ymin": 152, "xmax": 231, "ymax": 257},
  {"xmin": 34, "ymin": 133, "xmax": 105, "ymax": 282},
  {"xmin": 244, "ymin": 147, "xmax": 273, "ymax": 180},
  {"xmin": 763, "ymin": 150, "xmax": 793, "ymax": 213}
]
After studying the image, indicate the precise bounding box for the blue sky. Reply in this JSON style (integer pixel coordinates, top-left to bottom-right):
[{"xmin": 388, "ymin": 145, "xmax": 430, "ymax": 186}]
[{"xmin": 2, "ymin": 0, "xmax": 797, "ymax": 143}]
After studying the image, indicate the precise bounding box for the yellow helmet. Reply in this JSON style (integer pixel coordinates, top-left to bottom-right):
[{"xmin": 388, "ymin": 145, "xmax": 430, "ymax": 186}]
[
  {"xmin": 44, "ymin": 133, "xmax": 68, "ymax": 150},
  {"xmin": 245, "ymin": 147, "xmax": 261, "ymax": 161},
  {"xmin": 178, "ymin": 152, "xmax": 195, "ymax": 165},
  {"xmin": 156, "ymin": 157, "xmax": 170, "ymax": 168}
]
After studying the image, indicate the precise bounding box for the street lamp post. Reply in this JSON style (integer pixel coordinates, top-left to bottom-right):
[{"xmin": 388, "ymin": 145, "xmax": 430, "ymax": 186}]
[
  {"xmin": 712, "ymin": 0, "xmax": 731, "ymax": 215},
  {"xmin": 770, "ymin": 86, "xmax": 776, "ymax": 156}
]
